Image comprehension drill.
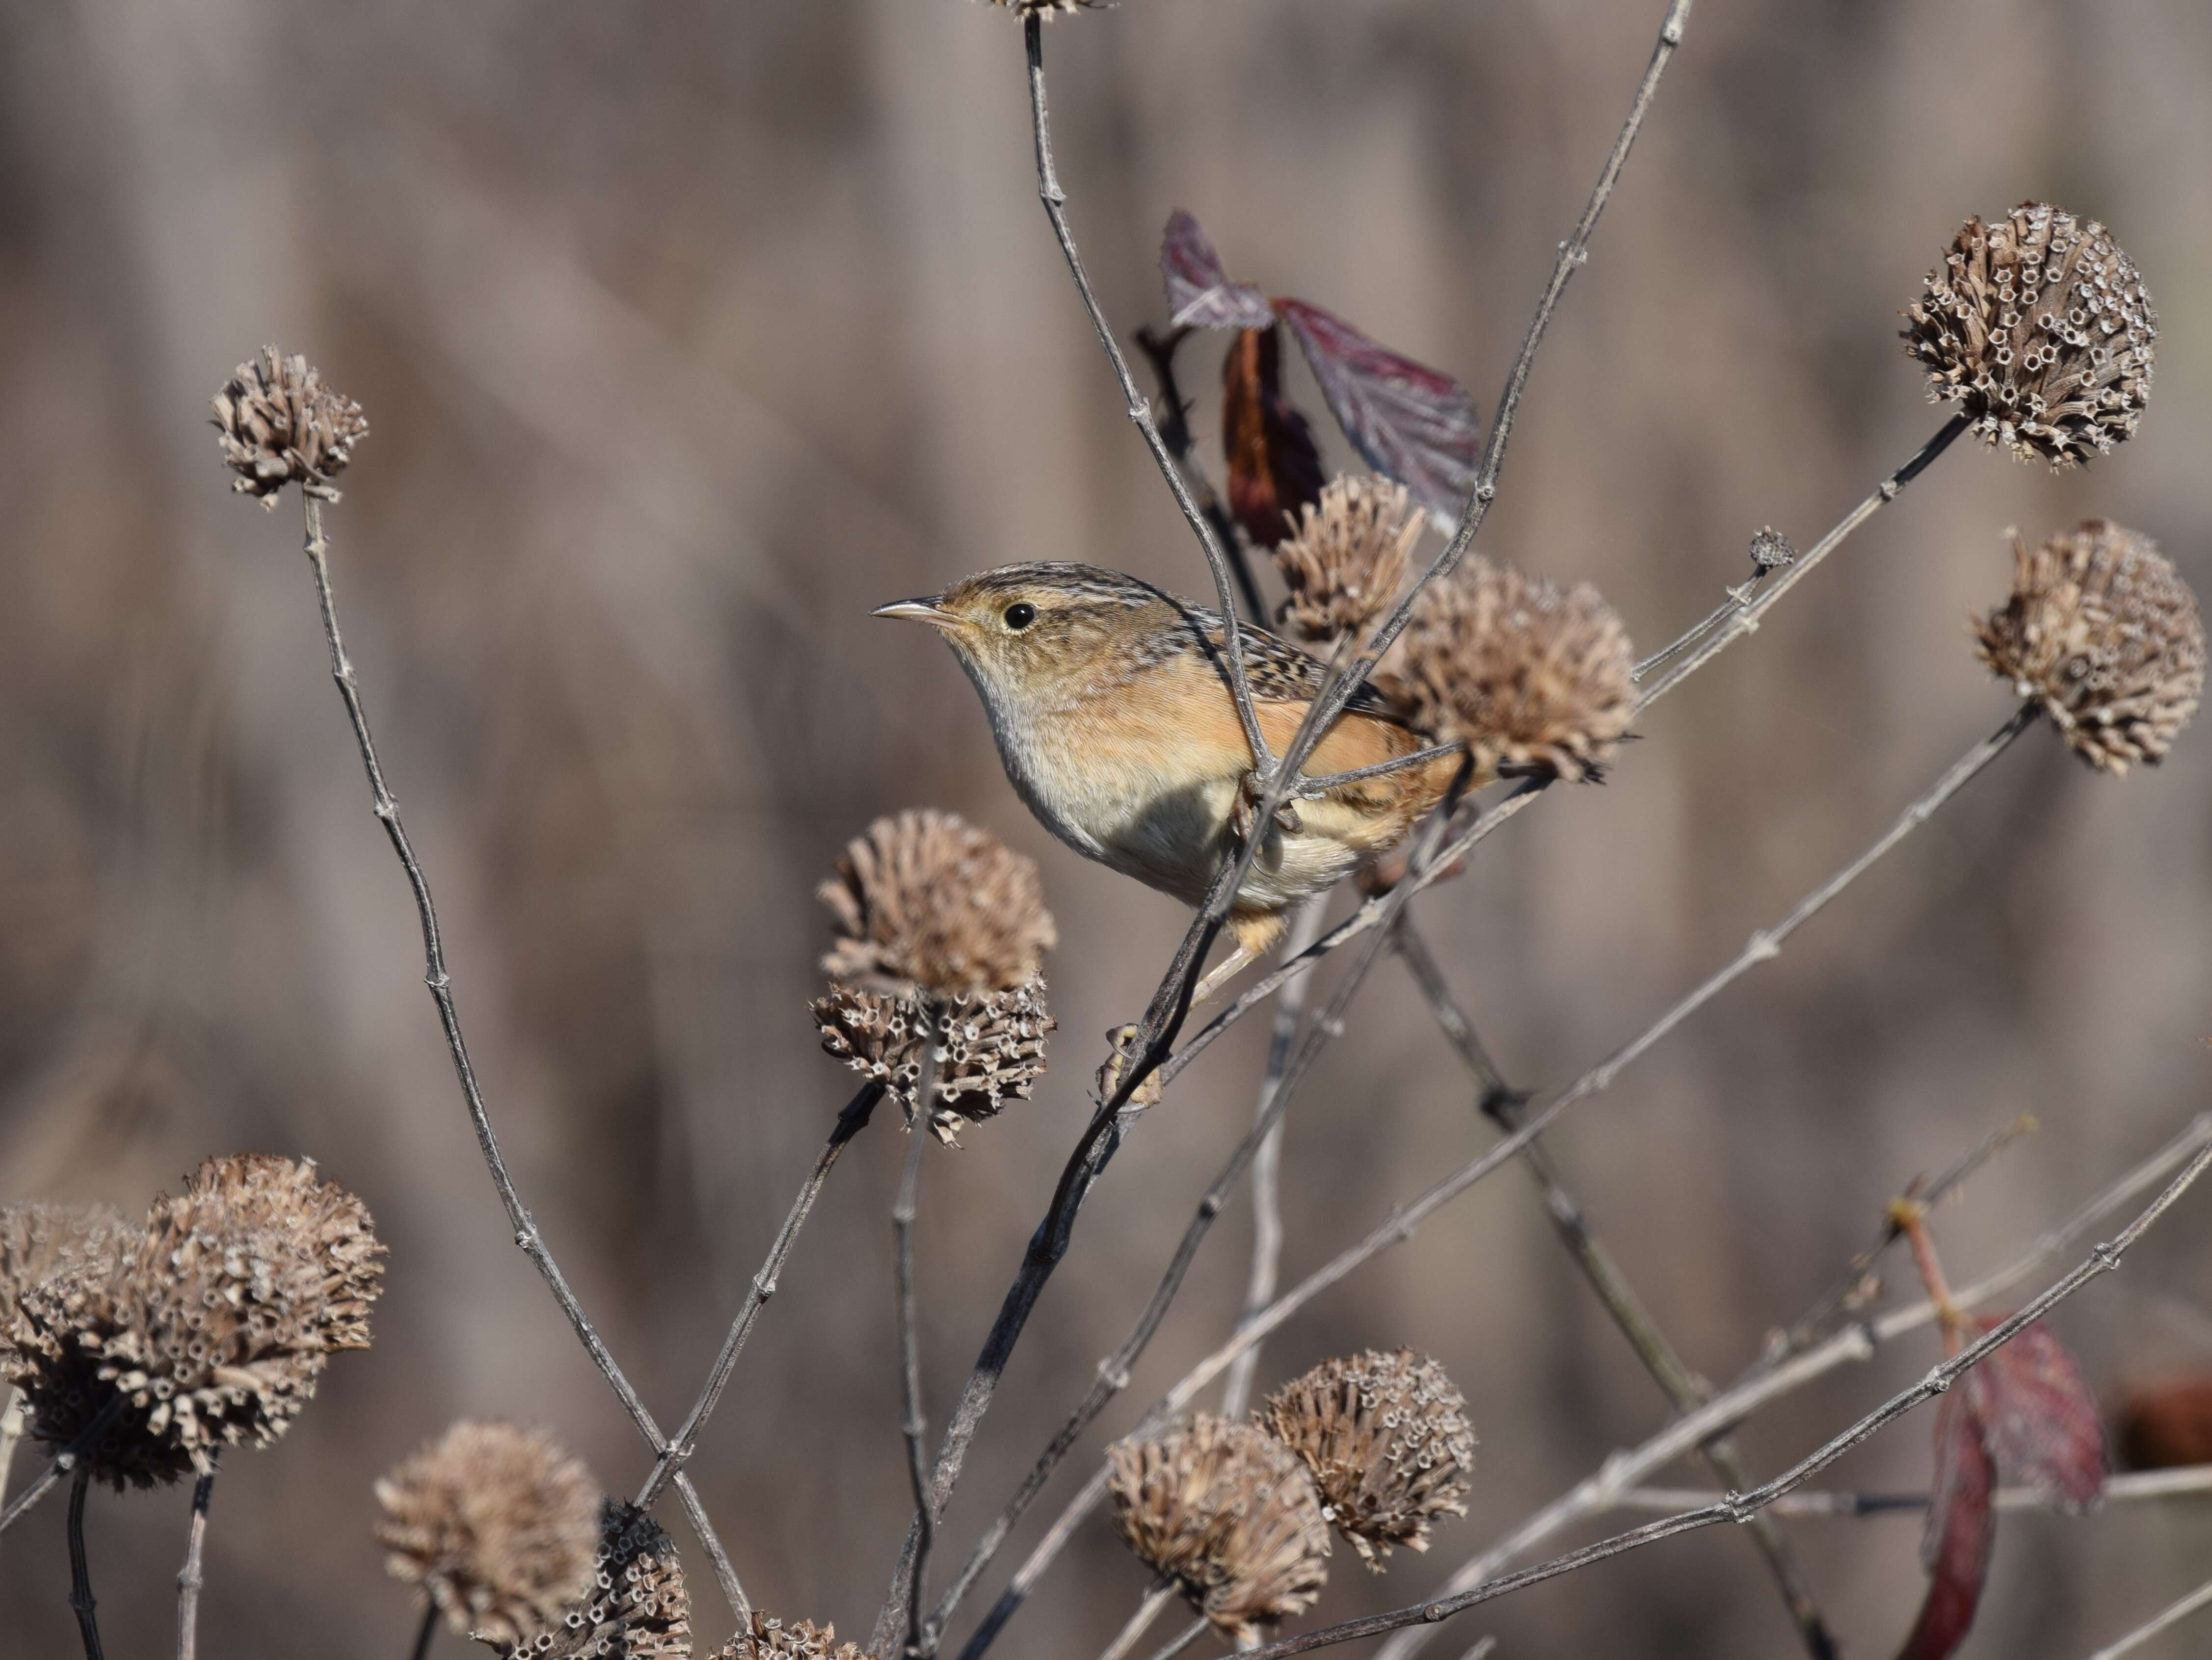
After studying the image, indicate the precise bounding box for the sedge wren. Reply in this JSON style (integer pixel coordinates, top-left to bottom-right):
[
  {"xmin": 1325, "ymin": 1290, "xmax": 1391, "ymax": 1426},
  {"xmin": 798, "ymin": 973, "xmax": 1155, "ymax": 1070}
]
[{"xmin": 876, "ymin": 562, "xmax": 1464, "ymax": 1000}]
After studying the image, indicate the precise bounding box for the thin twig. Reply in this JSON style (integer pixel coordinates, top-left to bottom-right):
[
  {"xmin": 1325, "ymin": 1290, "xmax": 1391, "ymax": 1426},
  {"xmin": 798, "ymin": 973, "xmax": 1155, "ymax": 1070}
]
[
  {"xmin": 1398, "ymin": 919, "xmax": 1839, "ymax": 1660},
  {"xmin": 1294, "ymin": 742, "xmax": 1470, "ymax": 798},
  {"xmin": 1142, "ymin": 1619, "xmax": 1210, "ymax": 1660},
  {"xmin": 1097, "ymin": 1581, "xmax": 1179, "ymax": 1660},
  {"xmin": 176, "ymin": 1468, "xmax": 215, "ymax": 1660},
  {"xmin": 636, "ymin": 1083, "xmax": 884, "ymax": 1509},
  {"xmin": 1132, "ymin": 323, "xmax": 1267, "ymax": 624},
  {"xmin": 898, "ymin": 1028, "xmax": 940, "ymax": 1659},
  {"xmin": 1250, "ymin": 1126, "xmax": 2212, "ymax": 1658},
  {"xmin": 1220, "ymin": 899, "xmax": 1327, "ymax": 1418},
  {"xmin": 2085, "ymin": 1574, "xmax": 2212, "ymax": 1660},
  {"xmin": 409, "ymin": 1603, "xmax": 440, "ymax": 1660},
  {"xmin": 1633, "ymin": 588, "xmax": 1751, "ymax": 680},
  {"xmin": 67, "ymin": 1463, "xmax": 102, "ymax": 1660},
  {"xmin": 294, "ymin": 497, "xmax": 746, "ymax": 1619},
  {"xmin": 1024, "ymin": 12, "xmax": 1269, "ymax": 769},
  {"xmin": 951, "ymin": 704, "xmax": 2035, "ymax": 1650},
  {"xmin": 1613, "ymin": 1462, "xmax": 2212, "ymax": 1516},
  {"xmin": 0, "ymin": 1396, "xmax": 126, "ymax": 1539}
]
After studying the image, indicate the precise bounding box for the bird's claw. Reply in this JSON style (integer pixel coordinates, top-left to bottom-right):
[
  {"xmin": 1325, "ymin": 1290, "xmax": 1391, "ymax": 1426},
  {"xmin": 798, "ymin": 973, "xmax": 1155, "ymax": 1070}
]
[
  {"xmin": 1095, "ymin": 1024, "xmax": 1164, "ymax": 1110},
  {"xmin": 1231, "ymin": 770, "xmax": 1301, "ymax": 844}
]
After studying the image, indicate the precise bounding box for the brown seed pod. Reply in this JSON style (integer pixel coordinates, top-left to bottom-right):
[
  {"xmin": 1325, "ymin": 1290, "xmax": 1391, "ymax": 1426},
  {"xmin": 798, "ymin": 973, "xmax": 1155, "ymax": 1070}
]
[
  {"xmin": 1903, "ymin": 204, "xmax": 2156, "ymax": 470},
  {"xmin": 1974, "ymin": 520, "xmax": 2204, "ymax": 773},
  {"xmin": 374, "ymin": 1421, "xmax": 601, "ymax": 1647},
  {"xmin": 811, "ymin": 979, "xmax": 1054, "ymax": 1146},
  {"xmin": 1272, "ymin": 474, "xmax": 1422, "ymax": 643},
  {"xmin": 210, "ymin": 346, "xmax": 369, "ymax": 504},
  {"xmin": 1382, "ymin": 556, "xmax": 1635, "ymax": 781},
  {"xmin": 819, "ymin": 810, "xmax": 1055, "ymax": 999},
  {"xmin": 1106, "ymin": 1414, "xmax": 1331, "ymax": 1639},
  {"xmin": 1259, "ymin": 1349, "xmax": 1477, "ymax": 1569},
  {"xmin": 495, "ymin": 1502, "xmax": 691, "ymax": 1660},
  {"xmin": 703, "ymin": 1612, "xmax": 866, "ymax": 1660},
  {"xmin": 0, "ymin": 1203, "xmax": 133, "ymax": 1362},
  {"xmin": 5, "ymin": 1154, "xmax": 384, "ymax": 1488}
]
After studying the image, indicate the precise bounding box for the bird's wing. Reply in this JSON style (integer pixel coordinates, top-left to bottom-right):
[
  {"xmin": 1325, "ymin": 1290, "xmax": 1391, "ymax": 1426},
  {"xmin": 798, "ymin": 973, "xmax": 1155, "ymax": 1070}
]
[{"xmin": 1180, "ymin": 604, "xmax": 1415, "ymax": 726}]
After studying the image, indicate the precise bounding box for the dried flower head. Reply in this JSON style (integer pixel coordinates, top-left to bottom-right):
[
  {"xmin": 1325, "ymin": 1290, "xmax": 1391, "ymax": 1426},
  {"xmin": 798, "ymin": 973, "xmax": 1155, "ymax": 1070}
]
[
  {"xmin": 1974, "ymin": 520, "xmax": 2204, "ymax": 773},
  {"xmin": 1903, "ymin": 204, "xmax": 2156, "ymax": 470},
  {"xmin": 374, "ymin": 1421, "xmax": 600, "ymax": 1646},
  {"xmin": 819, "ymin": 810, "xmax": 1055, "ymax": 998},
  {"xmin": 1383, "ymin": 557, "xmax": 1634, "ymax": 781},
  {"xmin": 0, "ymin": 1203, "xmax": 133, "ymax": 1361},
  {"xmin": 1106, "ymin": 1414, "xmax": 1331, "ymax": 1639},
  {"xmin": 1272, "ymin": 474, "xmax": 1421, "ymax": 643},
  {"xmin": 1259, "ymin": 1349, "xmax": 1477, "ymax": 1569},
  {"xmin": 5, "ymin": 1154, "xmax": 384, "ymax": 1488},
  {"xmin": 210, "ymin": 346, "xmax": 370, "ymax": 504},
  {"xmin": 984, "ymin": 0, "xmax": 1097, "ymax": 14},
  {"xmin": 812, "ymin": 979, "xmax": 1054, "ymax": 1146},
  {"xmin": 704, "ymin": 1612, "xmax": 866, "ymax": 1660},
  {"xmin": 497, "ymin": 1502, "xmax": 691, "ymax": 1660},
  {"xmin": 1749, "ymin": 526, "xmax": 1796, "ymax": 572}
]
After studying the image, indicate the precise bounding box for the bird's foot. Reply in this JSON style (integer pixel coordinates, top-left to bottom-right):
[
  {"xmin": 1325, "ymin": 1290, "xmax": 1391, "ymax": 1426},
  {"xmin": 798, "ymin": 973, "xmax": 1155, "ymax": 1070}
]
[
  {"xmin": 1230, "ymin": 769, "xmax": 1302, "ymax": 845},
  {"xmin": 1095, "ymin": 1024, "xmax": 1165, "ymax": 1111}
]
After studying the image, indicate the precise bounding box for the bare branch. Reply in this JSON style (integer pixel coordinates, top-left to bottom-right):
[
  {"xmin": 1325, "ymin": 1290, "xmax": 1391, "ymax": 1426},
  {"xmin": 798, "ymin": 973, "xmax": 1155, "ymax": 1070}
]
[
  {"xmin": 898, "ymin": 1031, "xmax": 941, "ymax": 1659},
  {"xmin": 2085, "ymin": 1574, "xmax": 2212, "ymax": 1660},
  {"xmin": 67, "ymin": 1464, "xmax": 102, "ymax": 1660},
  {"xmin": 1612, "ymin": 1463, "xmax": 2212, "ymax": 1516},
  {"xmin": 175, "ymin": 1468, "xmax": 214, "ymax": 1660},
  {"xmin": 1096, "ymin": 1581, "xmax": 1178, "ymax": 1660}
]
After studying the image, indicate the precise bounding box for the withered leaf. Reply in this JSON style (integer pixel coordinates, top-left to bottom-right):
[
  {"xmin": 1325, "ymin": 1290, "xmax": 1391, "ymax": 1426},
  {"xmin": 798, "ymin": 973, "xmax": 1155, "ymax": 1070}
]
[
  {"xmin": 1160, "ymin": 209, "xmax": 1275, "ymax": 332},
  {"xmin": 1221, "ymin": 324, "xmax": 1324, "ymax": 549},
  {"xmin": 1275, "ymin": 297, "xmax": 1480, "ymax": 526},
  {"xmin": 1897, "ymin": 1389, "xmax": 1996, "ymax": 1660},
  {"xmin": 1962, "ymin": 1314, "xmax": 2106, "ymax": 1512}
]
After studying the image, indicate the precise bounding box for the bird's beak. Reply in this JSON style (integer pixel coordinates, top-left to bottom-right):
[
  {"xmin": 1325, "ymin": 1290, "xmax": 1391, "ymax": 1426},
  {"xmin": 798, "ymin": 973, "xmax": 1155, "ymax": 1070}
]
[{"xmin": 873, "ymin": 596, "xmax": 959, "ymax": 631}]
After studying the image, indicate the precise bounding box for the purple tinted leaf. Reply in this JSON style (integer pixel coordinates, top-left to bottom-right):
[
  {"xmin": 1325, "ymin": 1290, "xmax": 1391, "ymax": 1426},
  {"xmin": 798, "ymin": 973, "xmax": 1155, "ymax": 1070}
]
[
  {"xmin": 1160, "ymin": 210, "xmax": 1274, "ymax": 331},
  {"xmin": 1898, "ymin": 1389, "xmax": 1996, "ymax": 1660},
  {"xmin": 1275, "ymin": 296, "xmax": 1481, "ymax": 524},
  {"xmin": 1221, "ymin": 325, "xmax": 1324, "ymax": 548},
  {"xmin": 1963, "ymin": 1314, "xmax": 2107, "ymax": 1512}
]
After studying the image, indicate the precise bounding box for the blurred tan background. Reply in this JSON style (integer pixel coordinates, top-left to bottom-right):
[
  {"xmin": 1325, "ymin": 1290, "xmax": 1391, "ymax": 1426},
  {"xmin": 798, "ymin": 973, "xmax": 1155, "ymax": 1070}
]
[{"xmin": 2, "ymin": 0, "xmax": 2211, "ymax": 1654}]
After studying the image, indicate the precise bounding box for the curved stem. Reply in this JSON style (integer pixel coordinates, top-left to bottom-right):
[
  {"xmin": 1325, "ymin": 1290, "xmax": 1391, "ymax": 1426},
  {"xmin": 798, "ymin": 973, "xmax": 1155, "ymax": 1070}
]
[
  {"xmin": 408, "ymin": 1602, "xmax": 439, "ymax": 1660},
  {"xmin": 67, "ymin": 1463, "xmax": 102, "ymax": 1660}
]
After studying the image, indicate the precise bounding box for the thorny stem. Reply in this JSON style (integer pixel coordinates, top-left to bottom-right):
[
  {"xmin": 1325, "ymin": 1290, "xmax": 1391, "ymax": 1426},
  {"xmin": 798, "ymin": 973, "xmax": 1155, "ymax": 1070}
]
[
  {"xmin": 1220, "ymin": 899, "xmax": 1327, "ymax": 1419},
  {"xmin": 176, "ymin": 1468, "xmax": 215, "ymax": 1660},
  {"xmin": 1397, "ymin": 919, "xmax": 1839, "ymax": 1660},
  {"xmin": 2084, "ymin": 1574, "xmax": 2212, "ymax": 1660},
  {"xmin": 1096, "ymin": 1581, "xmax": 1178, "ymax": 1660},
  {"xmin": 636, "ymin": 1083, "xmax": 885, "ymax": 1510},
  {"xmin": 295, "ymin": 498, "xmax": 746, "ymax": 1620},
  {"xmin": 1241, "ymin": 1127, "xmax": 2212, "ymax": 1658},
  {"xmin": 67, "ymin": 1463, "xmax": 102, "ymax": 1660},
  {"xmin": 1133, "ymin": 322, "xmax": 1267, "ymax": 624},
  {"xmin": 1024, "ymin": 13, "xmax": 1270, "ymax": 769},
  {"xmin": 898, "ymin": 1029, "xmax": 940, "ymax": 1659},
  {"xmin": 951, "ymin": 703, "xmax": 2035, "ymax": 1652},
  {"xmin": 1613, "ymin": 1462, "xmax": 2212, "ymax": 1517},
  {"xmin": 1368, "ymin": 1109, "xmax": 2212, "ymax": 1660},
  {"xmin": 409, "ymin": 1602, "xmax": 439, "ymax": 1660}
]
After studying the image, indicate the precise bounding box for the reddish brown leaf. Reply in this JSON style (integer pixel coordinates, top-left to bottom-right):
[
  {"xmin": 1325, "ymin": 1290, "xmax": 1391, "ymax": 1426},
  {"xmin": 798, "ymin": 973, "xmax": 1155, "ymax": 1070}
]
[
  {"xmin": 2117, "ymin": 1375, "xmax": 2212, "ymax": 1470},
  {"xmin": 1160, "ymin": 209, "xmax": 1274, "ymax": 331},
  {"xmin": 1963, "ymin": 1314, "xmax": 2106, "ymax": 1511},
  {"xmin": 1274, "ymin": 296, "xmax": 1480, "ymax": 525},
  {"xmin": 1221, "ymin": 325, "xmax": 1324, "ymax": 548},
  {"xmin": 1897, "ymin": 1389, "xmax": 1996, "ymax": 1660}
]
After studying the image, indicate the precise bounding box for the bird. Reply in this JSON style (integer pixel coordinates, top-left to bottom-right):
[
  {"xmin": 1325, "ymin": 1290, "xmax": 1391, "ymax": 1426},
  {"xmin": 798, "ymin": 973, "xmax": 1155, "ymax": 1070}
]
[{"xmin": 875, "ymin": 561, "xmax": 1465, "ymax": 1001}]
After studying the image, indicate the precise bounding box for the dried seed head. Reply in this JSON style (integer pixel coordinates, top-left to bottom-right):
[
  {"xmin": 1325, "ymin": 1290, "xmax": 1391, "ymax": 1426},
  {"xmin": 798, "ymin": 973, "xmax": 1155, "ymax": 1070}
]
[
  {"xmin": 984, "ymin": 0, "xmax": 1098, "ymax": 15},
  {"xmin": 1259, "ymin": 1349, "xmax": 1477, "ymax": 1569},
  {"xmin": 704, "ymin": 1612, "xmax": 866, "ymax": 1660},
  {"xmin": 374, "ymin": 1421, "xmax": 600, "ymax": 1646},
  {"xmin": 0, "ymin": 1203, "xmax": 133, "ymax": 1361},
  {"xmin": 210, "ymin": 346, "xmax": 369, "ymax": 505},
  {"xmin": 1974, "ymin": 519, "xmax": 2204, "ymax": 773},
  {"xmin": 819, "ymin": 810, "xmax": 1055, "ymax": 998},
  {"xmin": 1749, "ymin": 526, "xmax": 1796, "ymax": 571},
  {"xmin": 4, "ymin": 1154, "xmax": 385, "ymax": 1488},
  {"xmin": 1272, "ymin": 474, "xmax": 1422, "ymax": 643},
  {"xmin": 495, "ymin": 1502, "xmax": 691, "ymax": 1660},
  {"xmin": 1383, "ymin": 557, "xmax": 1635, "ymax": 781},
  {"xmin": 1903, "ymin": 204, "xmax": 2156, "ymax": 470},
  {"xmin": 1106, "ymin": 1414, "xmax": 1331, "ymax": 1639},
  {"xmin": 811, "ymin": 979, "xmax": 1054, "ymax": 1146}
]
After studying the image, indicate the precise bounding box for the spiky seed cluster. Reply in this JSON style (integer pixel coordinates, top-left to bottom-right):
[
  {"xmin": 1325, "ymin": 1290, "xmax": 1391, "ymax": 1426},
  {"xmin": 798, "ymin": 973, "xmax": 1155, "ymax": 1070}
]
[
  {"xmin": 985, "ymin": 0, "xmax": 1096, "ymax": 14},
  {"xmin": 5, "ymin": 1154, "xmax": 384, "ymax": 1488},
  {"xmin": 1974, "ymin": 520, "xmax": 2205, "ymax": 773},
  {"xmin": 811, "ymin": 980, "xmax": 1054, "ymax": 1145},
  {"xmin": 1259, "ymin": 1349, "xmax": 1477, "ymax": 1570},
  {"xmin": 704, "ymin": 1612, "xmax": 866, "ymax": 1660},
  {"xmin": 1903, "ymin": 204, "xmax": 2156, "ymax": 470},
  {"xmin": 1106, "ymin": 1414, "xmax": 1331, "ymax": 1639},
  {"xmin": 497, "ymin": 1502, "xmax": 691, "ymax": 1660},
  {"xmin": 819, "ymin": 810, "xmax": 1055, "ymax": 999},
  {"xmin": 374, "ymin": 1421, "xmax": 600, "ymax": 1646},
  {"xmin": 0, "ymin": 1203, "xmax": 133, "ymax": 1360},
  {"xmin": 1272, "ymin": 474, "xmax": 1421, "ymax": 643},
  {"xmin": 1385, "ymin": 557, "xmax": 1635, "ymax": 781},
  {"xmin": 210, "ymin": 346, "xmax": 370, "ymax": 504}
]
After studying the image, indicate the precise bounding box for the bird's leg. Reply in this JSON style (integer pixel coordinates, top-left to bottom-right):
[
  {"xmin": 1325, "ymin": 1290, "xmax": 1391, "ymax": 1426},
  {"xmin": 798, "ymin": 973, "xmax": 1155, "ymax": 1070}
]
[
  {"xmin": 1192, "ymin": 911, "xmax": 1287, "ymax": 1005},
  {"xmin": 1229, "ymin": 770, "xmax": 1301, "ymax": 845}
]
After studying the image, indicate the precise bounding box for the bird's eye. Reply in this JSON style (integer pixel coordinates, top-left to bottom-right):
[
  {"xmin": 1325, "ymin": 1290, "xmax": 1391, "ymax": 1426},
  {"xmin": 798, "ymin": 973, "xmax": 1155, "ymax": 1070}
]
[{"xmin": 1003, "ymin": 602, "xmax": 1038, "ymax": 631}]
